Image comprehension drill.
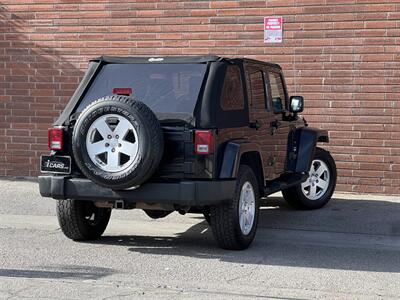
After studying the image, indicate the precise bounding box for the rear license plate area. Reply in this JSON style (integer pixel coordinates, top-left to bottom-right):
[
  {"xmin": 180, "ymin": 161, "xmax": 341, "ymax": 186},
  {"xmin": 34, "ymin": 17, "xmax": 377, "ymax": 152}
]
[{"xmin": 40, "ymin": 155, "xmax": 71, "ymax": 174}]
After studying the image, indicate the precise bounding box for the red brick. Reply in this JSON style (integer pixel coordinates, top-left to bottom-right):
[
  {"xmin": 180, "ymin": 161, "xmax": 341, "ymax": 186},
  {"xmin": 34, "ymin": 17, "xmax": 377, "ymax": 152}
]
[{"xmin": 0, "ymin": 1, "xmax": 398, "ymax": 195}]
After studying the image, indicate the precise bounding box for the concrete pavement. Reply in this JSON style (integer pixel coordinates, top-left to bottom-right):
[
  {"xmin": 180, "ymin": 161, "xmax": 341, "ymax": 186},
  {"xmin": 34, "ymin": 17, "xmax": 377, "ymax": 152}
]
[{"xmin": 0, "ymin": 179, "xmax": 399, "ymax": 299}]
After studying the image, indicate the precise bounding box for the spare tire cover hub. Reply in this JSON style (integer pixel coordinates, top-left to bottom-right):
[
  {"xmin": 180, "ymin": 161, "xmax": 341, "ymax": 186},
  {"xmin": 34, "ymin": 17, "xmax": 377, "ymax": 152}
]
[{"xmin": 85, "ymin": 114, "xmax": 139, "ymax": 173}]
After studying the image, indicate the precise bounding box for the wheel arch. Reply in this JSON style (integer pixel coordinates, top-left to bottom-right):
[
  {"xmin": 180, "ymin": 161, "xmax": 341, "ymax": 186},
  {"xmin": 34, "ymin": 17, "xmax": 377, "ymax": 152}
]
[
  {"xmin": 239, "ymin": 151, "xmax": 264, "ymax": 196},
  {"xmin": 317, "ymin": 130, "xmax": 329, "ymax": 143},
  {"xmin": 219, "ymin": 140, "xmax": 264, "ymax": 194},
  {"xmin": 287, "ymin": 127, "xmax": 329, "ymax": 173}
]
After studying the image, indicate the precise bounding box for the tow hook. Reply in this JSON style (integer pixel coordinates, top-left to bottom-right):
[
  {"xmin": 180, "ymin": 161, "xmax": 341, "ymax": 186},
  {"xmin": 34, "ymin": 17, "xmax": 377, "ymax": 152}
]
[{"xmin": 114, "ymin": 200, "xmax": 125, "ymax": 209}]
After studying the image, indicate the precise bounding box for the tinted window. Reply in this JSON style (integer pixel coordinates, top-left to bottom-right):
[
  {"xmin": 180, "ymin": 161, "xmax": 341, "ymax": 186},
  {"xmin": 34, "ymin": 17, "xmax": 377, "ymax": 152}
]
[
  {"xmin": 268, "ymin": 71, "xmax": 286, "ymax": 113},
  {"xmin": 220, "ymin": 65, "xmax": 244, "ymax": 111},
  {"xmin": 77, "ymin": 63, "xmax": 207, "ymax": 114},
  {"xmin": 248, "ymin": 70, "xmax": 267, "ymax": 110}
]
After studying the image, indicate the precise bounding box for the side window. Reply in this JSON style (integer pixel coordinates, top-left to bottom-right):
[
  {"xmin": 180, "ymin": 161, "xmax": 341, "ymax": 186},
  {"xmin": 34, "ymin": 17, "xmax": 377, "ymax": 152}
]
[
  {"xmin": 248, "ymin": 71, "xmax": 268, "ymax": 110},
  {"xmin": 220, "ymin": 65, "xmax": 245, "ymax": 111},
  {"xmin": 268, "ymin": 71, "xmax": 286, "ymax": 113}
]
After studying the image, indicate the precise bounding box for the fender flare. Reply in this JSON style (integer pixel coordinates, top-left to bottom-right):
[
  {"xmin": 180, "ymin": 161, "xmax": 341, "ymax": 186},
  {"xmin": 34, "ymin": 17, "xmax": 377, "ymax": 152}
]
[
  {"xmin": 219, "ymin": 140, "xmax": 264, "ymax": 181},
  {"xmin": 288, "ymin": 127, "xmax": 329, "ymax": 173}
]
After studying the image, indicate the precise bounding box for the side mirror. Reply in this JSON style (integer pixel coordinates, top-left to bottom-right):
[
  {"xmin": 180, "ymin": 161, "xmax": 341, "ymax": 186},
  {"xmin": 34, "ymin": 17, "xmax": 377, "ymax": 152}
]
[{"xmin": 289, "ymin": 96, "xmax": 304, "ymax": 113}]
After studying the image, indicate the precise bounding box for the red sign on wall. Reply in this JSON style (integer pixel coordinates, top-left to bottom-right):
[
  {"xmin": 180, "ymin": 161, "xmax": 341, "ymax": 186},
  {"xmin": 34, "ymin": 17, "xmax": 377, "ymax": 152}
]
[{"xmin": 264, "ymin": 17, "xmax": 283, "ymax": 43}]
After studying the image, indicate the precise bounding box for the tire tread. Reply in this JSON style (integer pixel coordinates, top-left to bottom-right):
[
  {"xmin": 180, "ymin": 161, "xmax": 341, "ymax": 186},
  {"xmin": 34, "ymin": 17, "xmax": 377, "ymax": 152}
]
[
  {"xmin": 72, "ymin": 95, "xmax": 163, "ymax": 190},
  {"xmin": 56, "ymin": 200, "xmax": 111, "ymax": 241},
  {"xmin": 210, "ymin": 165, "xmax": 260, "ymax": 250}
]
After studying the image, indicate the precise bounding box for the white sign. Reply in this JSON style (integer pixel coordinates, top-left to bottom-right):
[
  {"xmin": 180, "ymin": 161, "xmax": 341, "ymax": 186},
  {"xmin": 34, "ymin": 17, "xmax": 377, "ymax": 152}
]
[{"xmin": 264, "ymin": 17, "xmax": 283, "ymax": 43}]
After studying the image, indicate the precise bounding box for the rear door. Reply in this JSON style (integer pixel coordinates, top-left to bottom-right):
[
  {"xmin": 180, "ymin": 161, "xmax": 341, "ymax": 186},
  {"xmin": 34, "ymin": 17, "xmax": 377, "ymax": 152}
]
[
  {"xmin": 245, "ymin": 63, "xmax": 291, "ymax": 180},
  {"xmin": 245, "ymin": 63, "xmax": 276, "ymax": 180},
  {"xmin": 264, "ymin": 68, "xmax": 291, "ymax": 178}
]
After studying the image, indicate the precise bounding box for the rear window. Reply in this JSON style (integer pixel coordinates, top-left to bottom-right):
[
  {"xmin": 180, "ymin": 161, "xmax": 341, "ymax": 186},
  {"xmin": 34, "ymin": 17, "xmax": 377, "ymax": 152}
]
[
  {"xmin": 77, "ymin": 63, "xmax": 207, "ymax": 114},
  {"xmin": 220, "ymin": 65, "xmax": 245, "ymax": 111}
]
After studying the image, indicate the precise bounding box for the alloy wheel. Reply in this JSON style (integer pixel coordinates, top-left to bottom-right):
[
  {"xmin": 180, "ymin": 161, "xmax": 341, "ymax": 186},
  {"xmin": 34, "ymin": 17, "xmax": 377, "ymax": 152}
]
[
  {"xmin": 86, "ymin": 114, "xmax": 139, "ymax": 173},
  {"xmin": 238, "ymin": 181, "xmax": 256, "ymax": 235},
  {"xmin": 301, "ymin": 159, "xmax": 331, "ymax": 200}
]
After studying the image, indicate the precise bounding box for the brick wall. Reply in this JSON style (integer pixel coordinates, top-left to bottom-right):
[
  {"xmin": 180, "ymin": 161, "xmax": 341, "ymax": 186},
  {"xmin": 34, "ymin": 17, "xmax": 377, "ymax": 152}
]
[{"xmin": 0, "ymin": 0, "xmax": 399, "ymax": 195}]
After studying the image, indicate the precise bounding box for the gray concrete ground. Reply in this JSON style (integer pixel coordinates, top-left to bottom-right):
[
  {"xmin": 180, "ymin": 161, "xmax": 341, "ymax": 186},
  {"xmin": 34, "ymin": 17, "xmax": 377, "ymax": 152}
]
[{"xmin": 0, "ymin": 179, "xmax": 399, "ymax": 299}]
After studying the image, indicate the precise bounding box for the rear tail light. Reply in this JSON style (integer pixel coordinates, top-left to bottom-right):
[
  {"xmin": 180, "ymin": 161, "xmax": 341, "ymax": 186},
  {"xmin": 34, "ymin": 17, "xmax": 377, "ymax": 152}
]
[
  {"xmin": 194, "ymin": 130, "xmax": 214, "ymax": 155},
  {"xmin": 48, "ymin": 128, "xmax": 63, "ymax": 150},
  {"xmin": 112, "ymin": 87, "xmax": 132, "ymax": 96}
]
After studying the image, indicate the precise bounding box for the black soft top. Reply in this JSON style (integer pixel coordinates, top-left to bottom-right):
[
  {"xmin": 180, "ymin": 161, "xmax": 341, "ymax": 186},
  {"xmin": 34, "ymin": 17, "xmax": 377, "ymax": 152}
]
[
  {"xmin": 90, "ymin": 55, "xmax": 222, "ymax": 64},
  {"xmin": 90, "ymin": 55, "xmax": 282, "ymax": 70},
  {"xmin": 54, "ymin": 55, "xmax": 282, "ymax": 127}
]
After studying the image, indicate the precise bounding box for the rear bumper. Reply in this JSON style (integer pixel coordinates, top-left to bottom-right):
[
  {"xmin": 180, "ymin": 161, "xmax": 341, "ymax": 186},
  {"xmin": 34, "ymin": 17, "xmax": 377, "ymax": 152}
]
[{"xmin": 38, "ymin": 175, "xmax": 236, "ymax": 206}]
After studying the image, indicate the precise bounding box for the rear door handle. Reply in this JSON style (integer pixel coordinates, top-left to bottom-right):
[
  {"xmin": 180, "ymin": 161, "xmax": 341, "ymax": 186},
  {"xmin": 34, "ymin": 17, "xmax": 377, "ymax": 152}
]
[
  {"xmin": 249, "ymin": 120, "xmax": 261, "ymax": 130},
  {"xmin": 270, "ymin": 120, "xmax": 281, "ymax": 128}
]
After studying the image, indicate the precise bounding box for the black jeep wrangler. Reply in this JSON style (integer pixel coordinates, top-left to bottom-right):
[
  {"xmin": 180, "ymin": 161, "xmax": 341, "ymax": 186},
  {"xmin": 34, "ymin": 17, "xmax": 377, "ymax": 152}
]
[{"xmin": 39, "ymin": 56, "xmax": 336, "ymax": 250}]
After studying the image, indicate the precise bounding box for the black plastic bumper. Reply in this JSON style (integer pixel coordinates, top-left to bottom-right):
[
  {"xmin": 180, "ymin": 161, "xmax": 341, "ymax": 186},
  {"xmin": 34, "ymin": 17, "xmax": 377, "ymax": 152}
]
[{"xmin": 38, "ymin": 175, "xmax": 236, "ymax": 206}]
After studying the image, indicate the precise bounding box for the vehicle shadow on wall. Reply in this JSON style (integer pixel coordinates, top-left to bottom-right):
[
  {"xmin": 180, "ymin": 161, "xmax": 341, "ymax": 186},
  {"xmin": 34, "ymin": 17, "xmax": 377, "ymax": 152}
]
[
  {"xmin": 97, "ymin": 196, "xmax": 400, "ymax": 273},
  {"xmin": 0, "ymin": 6, "xmax": 83, "ymax": 176}
]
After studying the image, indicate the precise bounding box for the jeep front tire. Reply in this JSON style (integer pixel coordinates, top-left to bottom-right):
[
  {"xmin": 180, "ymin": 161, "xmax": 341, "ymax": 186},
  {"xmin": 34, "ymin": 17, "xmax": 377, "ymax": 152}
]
[{"xmin": 282, "ymin": 147, "xmax": 337, "ymax": 210}]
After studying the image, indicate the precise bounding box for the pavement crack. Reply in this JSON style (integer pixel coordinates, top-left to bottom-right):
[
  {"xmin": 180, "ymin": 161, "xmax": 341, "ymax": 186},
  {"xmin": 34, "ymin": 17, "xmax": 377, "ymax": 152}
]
[
  {"xmin": 225, "ymin": 261, "xmax": 262, "ymax": 285},
  {"xmin": 5, "ymin": 285, "xmax": 32, "ymax": 300}
]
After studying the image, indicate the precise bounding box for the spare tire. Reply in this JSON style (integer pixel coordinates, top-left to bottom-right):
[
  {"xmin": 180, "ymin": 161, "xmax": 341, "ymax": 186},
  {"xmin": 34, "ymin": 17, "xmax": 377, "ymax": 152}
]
[{"xmin": 72, "ymin": 95, "xmax": 163, "ymax": 190}]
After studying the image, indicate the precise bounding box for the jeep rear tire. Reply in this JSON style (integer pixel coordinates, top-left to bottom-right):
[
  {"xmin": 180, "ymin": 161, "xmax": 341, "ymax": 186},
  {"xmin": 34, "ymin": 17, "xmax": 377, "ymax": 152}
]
[
  {"xmin": 282, "ymin": 147, "xmax": 337, "ymax": 210},
  {"xmin": 56, "ymin": 200, "xmax": 111, "ymax": 241},
  {"xmin": 72, "ymin": 95, "xmax": 164, "ymax": 190},
  {"xmin": 210, "ymin": 165, "xmax": 260, "ymax": 250}
]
